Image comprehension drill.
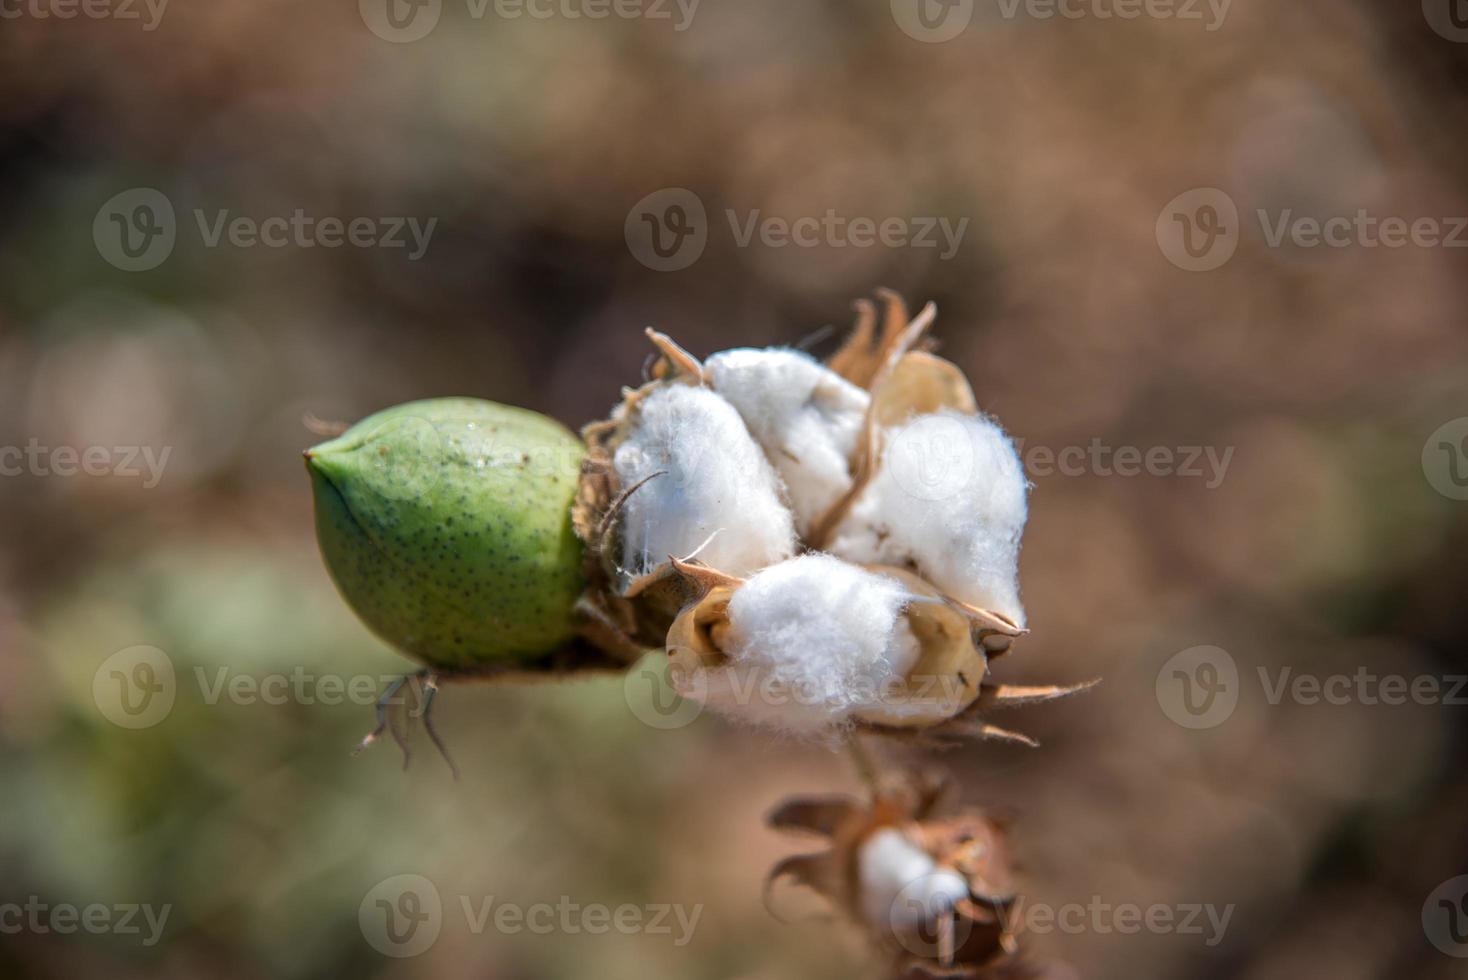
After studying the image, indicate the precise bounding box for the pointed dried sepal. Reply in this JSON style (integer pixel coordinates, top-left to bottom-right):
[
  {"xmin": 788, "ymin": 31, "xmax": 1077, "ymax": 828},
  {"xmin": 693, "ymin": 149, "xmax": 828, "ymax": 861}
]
[
  {"xmin": 945, "ymin": 599, "xmax": 1026, "ymax": 640},
  {"xmin": 767, "ymin": 795, "xmax": 866, "ymax": 838},
  {"xmin": 644, "ymin": 327, "xmax": 706, "ymax": 382},
  {"xmin": 971, "ymin": 679, "xmax": 1100, "ymax": 711},
  {"xmin": 828, "ymin": 289, "xmax": 937, "ymax": 390},
  {"xmin": 668, "ymin": 555, "xmax": 746, "ymax": 596}
]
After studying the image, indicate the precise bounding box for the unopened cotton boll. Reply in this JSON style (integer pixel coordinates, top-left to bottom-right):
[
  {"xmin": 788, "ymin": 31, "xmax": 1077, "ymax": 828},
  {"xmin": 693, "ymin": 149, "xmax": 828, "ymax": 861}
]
[
  {"xmin": 829, "ymin": 410, "xmax": 1028, "ymax": 626},
  {"xmin": 700, "ymin": 555, "xmax": 921, "ymax": 735},
  {"xmin": 857, "ymin": 827, "xmax": 972, "ymax": 931},
  {"xmin": 704, "ymin": 348, "xmax": 870, "ymax": 534},
  {"xmin": 613, "ymin": 383, "xmax": 796, "ymax": 581}
]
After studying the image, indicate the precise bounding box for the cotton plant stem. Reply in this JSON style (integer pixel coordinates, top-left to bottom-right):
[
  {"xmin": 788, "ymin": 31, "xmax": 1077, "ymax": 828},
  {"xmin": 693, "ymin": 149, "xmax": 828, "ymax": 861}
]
[{"xmin": 847, "ymin": 734, "xmax": 884, "ymax": 792}]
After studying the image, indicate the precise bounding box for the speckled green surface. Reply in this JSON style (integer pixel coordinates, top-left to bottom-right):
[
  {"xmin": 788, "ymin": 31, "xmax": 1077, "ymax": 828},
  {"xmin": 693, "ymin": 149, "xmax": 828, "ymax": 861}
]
[{"xmin": 306, "ymin": 398, "xmax": 586, "ymax": 669}]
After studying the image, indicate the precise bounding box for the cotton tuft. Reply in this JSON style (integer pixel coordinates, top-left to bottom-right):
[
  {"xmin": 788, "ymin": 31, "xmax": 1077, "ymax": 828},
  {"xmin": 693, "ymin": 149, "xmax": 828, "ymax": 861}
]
[
  {"xmin": 696, "ymin": 555, "xmax": 920, "ymax": 735},
  {"xmin": 613, "ymin": 383, "xmax": 796, "ymax": 581},
  {"xmin": 828, "ymin": 409, "xmax": 1029, "ymax": 626},
  {"xmin": 705, "ymin": 348, "xmax": 870, "ymax": 534},
  {"xmin": 857, "ymin": 827, "xmax": 971, "ymax": 930}
]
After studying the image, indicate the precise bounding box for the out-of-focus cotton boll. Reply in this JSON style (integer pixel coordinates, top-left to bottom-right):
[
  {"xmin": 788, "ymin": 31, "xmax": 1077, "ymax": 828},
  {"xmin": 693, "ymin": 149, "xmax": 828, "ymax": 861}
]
[
  {"xmin": 700, "ymin": 555, "xmax": 920, "ymax": 735},
  {"xmin": 613, "ymin": 383, "xmax": 796, "ymax": 581},
  {"xmin": 829, "ymin": 410, "xmax": 1028, "ymax": 626},
  {"xmin": 705, "ymin": 348, "xmax": 870, "ymax": 534},
  {"xmin": 857, "ymin": 827, "xmax": 971, "ymax": 930}
]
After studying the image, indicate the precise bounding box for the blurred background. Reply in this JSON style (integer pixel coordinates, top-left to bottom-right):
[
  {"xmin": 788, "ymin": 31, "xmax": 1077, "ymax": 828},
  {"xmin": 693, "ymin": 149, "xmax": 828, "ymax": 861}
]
[{"xmin": 2, "ymin": 1, "xmax": 1467, "ymax": 978}]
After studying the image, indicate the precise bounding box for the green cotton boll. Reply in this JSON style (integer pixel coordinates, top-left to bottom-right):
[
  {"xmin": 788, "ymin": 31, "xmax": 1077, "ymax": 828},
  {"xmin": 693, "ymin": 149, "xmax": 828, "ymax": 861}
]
[{"xmin": 305, "ymin": 398, "xmax": 587, "ymax": 670}]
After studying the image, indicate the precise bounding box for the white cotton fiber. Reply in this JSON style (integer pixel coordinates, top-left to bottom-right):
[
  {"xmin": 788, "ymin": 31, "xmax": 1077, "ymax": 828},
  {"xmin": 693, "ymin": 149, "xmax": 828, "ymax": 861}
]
[
  {"xmin": 614, "ymin": 383, "xmax": 796, "ymax": 581},
  {"xmin": 694, "ymin": 555, "xmax": 921, "ymax": 735},
  {"xmin": 857, "ymin": 827, "xmax": 971, "ymax": 931},
  {"xmin": 828, "ymin": 409, "xmax": 1029, "ymax": 627},
  {"xmin": 705, "ymin": 348, "xmax": 870, "ymax": 535}
]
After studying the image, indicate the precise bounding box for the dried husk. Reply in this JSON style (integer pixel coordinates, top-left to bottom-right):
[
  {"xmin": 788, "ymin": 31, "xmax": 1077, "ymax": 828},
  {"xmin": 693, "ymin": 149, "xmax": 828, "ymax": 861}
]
[{"xmin": 765, "ymin": 772, "xmax": 1031, "ymax": 979}]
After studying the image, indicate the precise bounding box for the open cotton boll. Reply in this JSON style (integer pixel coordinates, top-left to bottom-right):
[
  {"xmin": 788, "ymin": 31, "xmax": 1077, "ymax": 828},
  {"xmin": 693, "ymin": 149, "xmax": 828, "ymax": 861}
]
[
  {"xmin": 857, "ymin": 827, "xmax": 972, "ymax": 931},
  {"xmin": 704, "ymin": 348, "xmax": 870, "ymax": 535},
  {"xmin": 701, "ymin": 555, "xmax": 921, "ymax": 735},
  {"xmin": 613, "ymin": 384, "xmax": 796, "ymax": 581},
  {"xmin": 828, "ymin": 410, "xmax": 1029, "ymax": 627}
]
